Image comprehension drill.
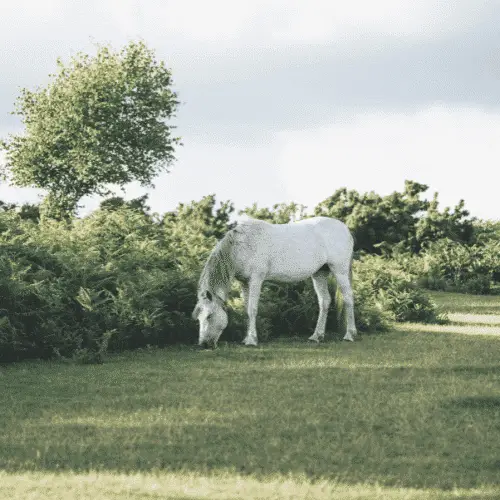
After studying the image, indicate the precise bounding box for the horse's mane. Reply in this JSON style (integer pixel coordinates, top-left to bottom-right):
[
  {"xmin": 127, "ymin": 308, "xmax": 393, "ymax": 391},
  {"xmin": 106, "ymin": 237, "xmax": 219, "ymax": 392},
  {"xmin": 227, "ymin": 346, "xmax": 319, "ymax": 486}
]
[{"xmin": 198, "ymin": 230, "xmax": 236, "ymax": 300}]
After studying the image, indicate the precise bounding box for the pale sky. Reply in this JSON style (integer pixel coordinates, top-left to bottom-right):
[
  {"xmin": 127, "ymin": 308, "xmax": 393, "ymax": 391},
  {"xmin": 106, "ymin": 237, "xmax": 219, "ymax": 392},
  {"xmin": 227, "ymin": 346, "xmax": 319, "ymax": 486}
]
[{"xmin": 1, "ymin": 0, "xmax": 499, "ymax": 220}]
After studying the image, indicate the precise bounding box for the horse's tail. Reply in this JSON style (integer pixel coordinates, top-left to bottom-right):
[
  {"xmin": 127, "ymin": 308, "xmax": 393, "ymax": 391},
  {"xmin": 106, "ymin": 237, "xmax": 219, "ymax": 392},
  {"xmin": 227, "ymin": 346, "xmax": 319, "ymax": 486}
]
[
  {"xmin": 332, "ymin": 275, "xmax": 344, "ymax": 327},
  {"xmin": 349, "ymin": 230, "xmax": 355, "ymax": 286},
  {"xmin": 334, "ymin": 227, "xmax": 355, "ymax": 328},
  {"xmin": 349, "ymin": 253, "xmax": 353, "ymax": 287}
]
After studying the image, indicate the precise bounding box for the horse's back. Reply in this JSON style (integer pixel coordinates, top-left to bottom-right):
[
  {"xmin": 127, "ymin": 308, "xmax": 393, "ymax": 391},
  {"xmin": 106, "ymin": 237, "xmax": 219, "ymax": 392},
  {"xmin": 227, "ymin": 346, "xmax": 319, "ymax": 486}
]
[
  {"xmin": 232, "ymin": 216, "xmax": 353, "ymax": 281},
  {"xmin": 295, "ymin": 217, "xmax": 352, "ymax": 244},
  {"xmin": 295, "ymin": 216, "xmax": 347, "ymax": 230},
  {"xmin": 235, "ymin": 216, "xmax": 351, "ymax": 247}
]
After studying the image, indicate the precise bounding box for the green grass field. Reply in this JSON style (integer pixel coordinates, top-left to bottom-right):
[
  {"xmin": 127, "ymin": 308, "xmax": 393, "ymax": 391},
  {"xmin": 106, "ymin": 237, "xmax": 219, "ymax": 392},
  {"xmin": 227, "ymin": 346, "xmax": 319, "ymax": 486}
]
[{"xmin": 1, "ymin": 292, "xmax": 500, "ymax": 499}]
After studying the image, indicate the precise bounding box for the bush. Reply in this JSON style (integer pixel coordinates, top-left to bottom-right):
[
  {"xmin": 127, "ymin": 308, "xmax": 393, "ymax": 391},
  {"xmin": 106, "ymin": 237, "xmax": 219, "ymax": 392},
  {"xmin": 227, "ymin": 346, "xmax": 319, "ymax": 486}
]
[
  {"xmin": 350, "ymin": 276, "xmax": 392, "ymax": 333},
  {"xmin": 225, "ymin": 280, "xmax": 329, "ymax": 342},
  {"xmin": 354, "ymin": 255, "xmax": 444, "ymax": 324},
  {"xmin": 224, "ymin": 256, "xmax": 428, "ymax": 342},
  {"xmin": 416, "ymin": 239, "xmax": 500, "ymax": 295},
  {"xmin": 0, "ymin": 208, "xmax": 201, "ymax": 362},
  {"xmin": 0, "ymin": 199, "xmax": 448, "ymax": 363}
]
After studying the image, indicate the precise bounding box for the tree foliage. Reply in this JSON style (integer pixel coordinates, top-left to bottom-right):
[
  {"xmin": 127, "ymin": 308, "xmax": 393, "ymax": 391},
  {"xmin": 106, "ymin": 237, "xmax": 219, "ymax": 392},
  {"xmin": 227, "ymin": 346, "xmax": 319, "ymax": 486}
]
[
  {"xmin": 0, "ymin": 192, "xmax": 444, "ymax": 363},
  {"xmin": 415, "ymin": 194, "xmax": 474, "ymax": 250},
  {"xmin": 314, "ymin": 180, "xmax": 474, "ymax": 254},
  {"xmin": 1, "ymin": 40, "xmax": 180, "ymax": 218},
  {"xmin": 0, "ymin": 168, "xmax": 493, "ymax": 362},
  {"xmin": 240, "ymin": 202, "xmax": 307, "ymax": 224}
]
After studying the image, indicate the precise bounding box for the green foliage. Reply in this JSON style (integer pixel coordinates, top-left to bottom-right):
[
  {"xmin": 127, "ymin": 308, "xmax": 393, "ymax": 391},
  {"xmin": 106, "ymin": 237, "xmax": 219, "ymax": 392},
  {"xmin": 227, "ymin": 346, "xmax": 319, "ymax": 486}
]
[
  {"xmin": 349, "ymin": 272, "xmax": 392, "ymax": 333},
  {"xmin": 0, "ymin": 206, "xmax": 196, "ymax": 362},
  {"xmin": 415, "ymin": 194, "xmax": 474, "ymax": 250},
  {"xmin": 164, "ymin": 194, "xmax": 235, "ymax": 240},
  {"xmin": 417, "ymin": 238, "xmax": 500, "ymax": 295},
  {"xmin": 162, "ymin": 194, "xmax": 235, "ymax": 273},
  {"xmin": 0, "ymin": 195, "xmax": 241, "ymax": 362},
  {"xmin": 314, "ymin": 180, "xmax": 430, "ymax": 253},
  {"xmin": 240, "ymin": 201, "xmax": 307, "ymax": 223},
  {"xmin": 313, "ymin": 180, "xmax": 474, "ymax": 254},
  {"xmin": 1, "ymin": 40, "xmax": 180, "ymax": 216},
  {"xmin": 99, "ymin": 194, "xmax": 151, "ymax": 214},
  {"xmin": 0, "ymin": 201, "xmax": 40, "ymax": 223},
  {"xmin": 472, "ymin": 219, "xmax": 500, "ymax": 244},
  {"xmin": 0, "ymin": 190, "xmax": 452, "ymax": 363},
  {"xmin": 354, "ymin": 255, "xmax": 445, "ymax": 324}
]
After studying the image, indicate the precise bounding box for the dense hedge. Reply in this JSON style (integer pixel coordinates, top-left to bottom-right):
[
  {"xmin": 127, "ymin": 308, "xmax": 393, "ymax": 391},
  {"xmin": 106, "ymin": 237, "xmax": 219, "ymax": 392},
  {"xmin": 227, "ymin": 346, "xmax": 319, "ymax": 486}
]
[
  {"xmin": 393, "ymin": 238, "xmax": 500, "ymax": 295},
  {"xmin": 0, "ymin": 200, "xmax": 444, "ymax": 363}
]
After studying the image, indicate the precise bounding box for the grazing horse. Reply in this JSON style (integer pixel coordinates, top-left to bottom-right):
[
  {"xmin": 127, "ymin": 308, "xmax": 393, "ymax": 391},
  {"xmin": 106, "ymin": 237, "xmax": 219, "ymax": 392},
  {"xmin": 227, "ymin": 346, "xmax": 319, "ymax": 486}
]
[{"xmin": 192, "ymin": 216, "xmax": 356, "ymax": 349}]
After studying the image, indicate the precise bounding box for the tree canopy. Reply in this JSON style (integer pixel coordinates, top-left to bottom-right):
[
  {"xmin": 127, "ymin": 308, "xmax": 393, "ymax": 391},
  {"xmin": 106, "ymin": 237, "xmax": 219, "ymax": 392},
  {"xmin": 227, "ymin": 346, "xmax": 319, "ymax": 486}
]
[{"xmin": 1, "ymin": 40, "xmax": 180, "ymax": 218}]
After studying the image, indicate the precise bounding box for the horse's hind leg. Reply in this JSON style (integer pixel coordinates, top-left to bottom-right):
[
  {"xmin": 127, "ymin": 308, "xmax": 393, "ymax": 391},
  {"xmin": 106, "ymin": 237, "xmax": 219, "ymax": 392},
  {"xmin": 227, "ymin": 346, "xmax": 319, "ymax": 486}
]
[
  {"xmin": 308, "ymin": 271, "xmax": 331, "ymax": 343},
  {"xmin": 330, "ymin": 265, "xmax": 357, "ymax": 341}
]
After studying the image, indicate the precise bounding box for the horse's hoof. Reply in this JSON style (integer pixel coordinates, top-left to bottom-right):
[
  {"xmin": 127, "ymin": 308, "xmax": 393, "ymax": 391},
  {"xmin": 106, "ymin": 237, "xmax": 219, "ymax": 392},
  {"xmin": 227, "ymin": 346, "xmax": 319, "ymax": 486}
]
[
  {"xmin": 342, "ymin": 336, "xmax": 355, "ymax": 342},
  {"xmin": 308, "ymin": 336, "xmax": 320, "ymax": 343},
  {"xmin": 243, "ymin": 339, "xmax": 258, "ymax": 347}
]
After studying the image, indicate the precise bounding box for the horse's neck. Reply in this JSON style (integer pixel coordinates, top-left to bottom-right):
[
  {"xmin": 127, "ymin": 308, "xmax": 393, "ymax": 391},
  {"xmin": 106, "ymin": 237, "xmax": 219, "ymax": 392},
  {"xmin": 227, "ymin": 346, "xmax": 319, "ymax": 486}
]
[
  {"xmin": 199, "ymin": 231, "xmax": 237, "ymax": 303},
  {"xmin": 199, "ymin": 276, "xmax": 230, "ymax": 302}
]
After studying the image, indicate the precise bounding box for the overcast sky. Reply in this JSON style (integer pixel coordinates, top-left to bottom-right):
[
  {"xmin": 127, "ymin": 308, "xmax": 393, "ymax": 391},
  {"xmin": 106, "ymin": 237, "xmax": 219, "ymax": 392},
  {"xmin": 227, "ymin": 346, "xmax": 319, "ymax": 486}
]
[{"xmin": 1, "ymin": 0, "xmax": 499, "ymax": 220}]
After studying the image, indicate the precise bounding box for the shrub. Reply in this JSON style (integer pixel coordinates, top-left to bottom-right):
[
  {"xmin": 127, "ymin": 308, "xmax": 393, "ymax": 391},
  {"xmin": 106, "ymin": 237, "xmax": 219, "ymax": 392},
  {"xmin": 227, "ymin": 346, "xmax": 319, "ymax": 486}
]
[
  {"xmin": 0, "ymin": 199, "xmax": 447, "ymax": 363},
  {"xmin": 224, "ymin": 257, "xmax": 412, "ymax": 342},
  {"xmin": 354, "ymin": 255, "xmax": 444, "ymax": 324},
  {"xmin": 0, "ymin": 208, "xmax": 200, "ymax": 362},
  {"xmin": 417, "ymin": 239, "xmax": 500, "ymax": 295}
]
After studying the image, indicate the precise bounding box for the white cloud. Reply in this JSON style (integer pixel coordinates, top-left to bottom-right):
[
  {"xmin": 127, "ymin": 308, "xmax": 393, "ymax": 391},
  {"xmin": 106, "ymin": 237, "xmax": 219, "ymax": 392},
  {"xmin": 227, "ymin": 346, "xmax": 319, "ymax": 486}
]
[
  {"xmin": 267, "ymin": 0, "xmax": 475, "ymax": 43},
  {"xmin": 0, "ymin": 0, "xmax": 495, "ymax": 102},
  {"xmin": 79, "ymin": 134, "xmax": 287, "ymax": 216},
  {"xmin": 1, "ymin": 0, "xmax": 490, "ymax": 48},
  {"xmin": 151, "ymin": 0, "xmax": 488, "ymax": 45},
  {"xmin": 275, "ymin": 105, "xmax": 500, "ymax": 220},
  {"xmin": 1, "ymin": 2, "xmax": 499, "ymax": 221}
]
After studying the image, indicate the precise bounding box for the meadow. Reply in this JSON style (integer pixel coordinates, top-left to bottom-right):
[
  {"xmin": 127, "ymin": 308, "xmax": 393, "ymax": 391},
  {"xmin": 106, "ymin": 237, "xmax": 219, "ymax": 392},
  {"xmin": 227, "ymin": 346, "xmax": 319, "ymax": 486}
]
[
  {"xmin": 2, "ymin": 41, "xmax": 500, "ymax": 498},
  {"xmin": 1, "ymin": 292, "xmax": 500, "ymax": 499}
]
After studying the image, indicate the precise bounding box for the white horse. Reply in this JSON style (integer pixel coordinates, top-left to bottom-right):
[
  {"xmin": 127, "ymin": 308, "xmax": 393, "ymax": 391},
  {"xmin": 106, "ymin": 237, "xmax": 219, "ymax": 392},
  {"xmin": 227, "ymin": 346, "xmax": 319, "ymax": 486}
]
[{"xmin": 192, "ymin": 216, "xmax": 356, "ymax": 349}]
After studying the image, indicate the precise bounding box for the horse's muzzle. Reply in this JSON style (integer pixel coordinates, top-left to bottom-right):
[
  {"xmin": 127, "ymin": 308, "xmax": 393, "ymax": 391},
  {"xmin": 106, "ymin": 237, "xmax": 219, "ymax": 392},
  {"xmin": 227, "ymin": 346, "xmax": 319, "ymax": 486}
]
[{"xmin": 199, "ymin": 340, "xmax": 216, "ymax": 350}]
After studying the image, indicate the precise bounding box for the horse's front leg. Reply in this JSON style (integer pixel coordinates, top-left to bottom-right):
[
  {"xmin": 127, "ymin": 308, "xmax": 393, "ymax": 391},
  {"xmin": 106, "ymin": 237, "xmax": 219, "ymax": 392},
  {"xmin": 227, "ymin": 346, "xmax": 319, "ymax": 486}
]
[{"xmin": 242, "ymin": 278, "xmax": 263, "ymax": 346}]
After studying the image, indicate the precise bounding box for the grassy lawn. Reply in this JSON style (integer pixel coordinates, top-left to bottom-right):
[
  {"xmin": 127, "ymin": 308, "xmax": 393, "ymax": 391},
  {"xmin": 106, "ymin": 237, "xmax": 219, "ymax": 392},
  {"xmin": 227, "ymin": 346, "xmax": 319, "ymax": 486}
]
[
  {"xmin": 429, "ymin": 290, "xmax": 500, "ymax": 315},
  {"xmin": 1, "ymin": 292, "xmax": 500, "ymax": 499}
]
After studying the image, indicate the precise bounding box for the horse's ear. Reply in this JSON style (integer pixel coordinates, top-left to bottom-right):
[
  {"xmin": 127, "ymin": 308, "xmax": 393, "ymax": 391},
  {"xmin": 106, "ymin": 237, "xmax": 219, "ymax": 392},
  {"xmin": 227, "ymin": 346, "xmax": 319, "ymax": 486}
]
[{"xmin": 206, "ymin": 290, "xmax": 213, "ymax": 302}]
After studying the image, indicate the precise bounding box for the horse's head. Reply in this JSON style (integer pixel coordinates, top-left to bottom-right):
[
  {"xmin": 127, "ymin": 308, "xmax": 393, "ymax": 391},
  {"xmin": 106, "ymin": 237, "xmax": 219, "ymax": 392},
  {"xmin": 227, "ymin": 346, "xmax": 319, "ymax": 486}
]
[{"xmin": 192, "ymin": 290, "xmax": 228, "ymax": 349}]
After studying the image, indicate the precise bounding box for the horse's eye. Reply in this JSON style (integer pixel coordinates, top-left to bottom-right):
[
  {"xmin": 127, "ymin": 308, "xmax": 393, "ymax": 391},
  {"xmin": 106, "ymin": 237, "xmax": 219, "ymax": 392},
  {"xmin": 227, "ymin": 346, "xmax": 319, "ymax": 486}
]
[{"xmin": 206, "ymin": 313, "xmax": 212, "ymax": 320}]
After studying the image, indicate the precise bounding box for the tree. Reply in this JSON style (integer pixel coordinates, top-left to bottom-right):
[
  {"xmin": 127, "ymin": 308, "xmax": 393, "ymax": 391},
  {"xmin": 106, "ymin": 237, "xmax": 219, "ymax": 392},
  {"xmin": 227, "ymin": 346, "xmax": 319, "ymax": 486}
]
[
  {"xmin": 240, "ymin": 202, "xmax": 307, "ymax": 224},
  {"xmin": 314, "ymin": 180, "xmax": 476, "ymax": 254},
  {"xmin": 1, "ymin": 40, "xmax": 180, "ymax": 219},
  {"xmin": 314, "ymin": 181, "xmax": 430, "ymax": 254},
  {"xmin": 415, "ymin": 194, "xmax": 474, "ymax": 250},
  {"xmin": 99, "ymin": 194, "xmax": 152, "ymax": 215},
  {"xmin": 0, "ymin": 200, "xmax": 40, "ymax": 223},
  {"xmin": 161, "ymin": 195, "xmax": 235, "ymax": 273},
  {"xmin": 163, "ymin": 194, "xmax": 235, "ymax": 241}
]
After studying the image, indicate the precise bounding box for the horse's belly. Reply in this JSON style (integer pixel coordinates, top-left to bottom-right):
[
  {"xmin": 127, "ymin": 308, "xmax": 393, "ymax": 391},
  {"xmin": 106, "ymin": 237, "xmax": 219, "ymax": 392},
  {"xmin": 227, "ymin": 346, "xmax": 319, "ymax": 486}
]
[
  {"xmin": 266, "ymin": 269, "xmax": 315, "ymax": 282},
  {"xmin": 266, "ymin": 251, "xmax": 325, "ymax": 282}
]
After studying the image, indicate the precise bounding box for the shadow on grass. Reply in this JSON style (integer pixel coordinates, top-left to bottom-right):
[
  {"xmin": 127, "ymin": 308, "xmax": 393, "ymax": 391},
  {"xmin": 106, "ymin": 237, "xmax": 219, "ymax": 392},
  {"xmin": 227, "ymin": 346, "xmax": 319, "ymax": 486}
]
[
  {"xmin": 427, "ymin": 365, "xmax": 500, "ymax": 376},
  {"xmin": 446, "ymin": 396, "xmax": 500, "ymax": 409},
  {"xmin": 3, "ymin": 410, "xmax": 500, "ymax": 490},
  {"xmin": 3, "ymin": 343, "xmax": 500, "ymax": 491},
  {"xmin": 456, "ymin": 497, "xmax": 500, "ymax": 500}
]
